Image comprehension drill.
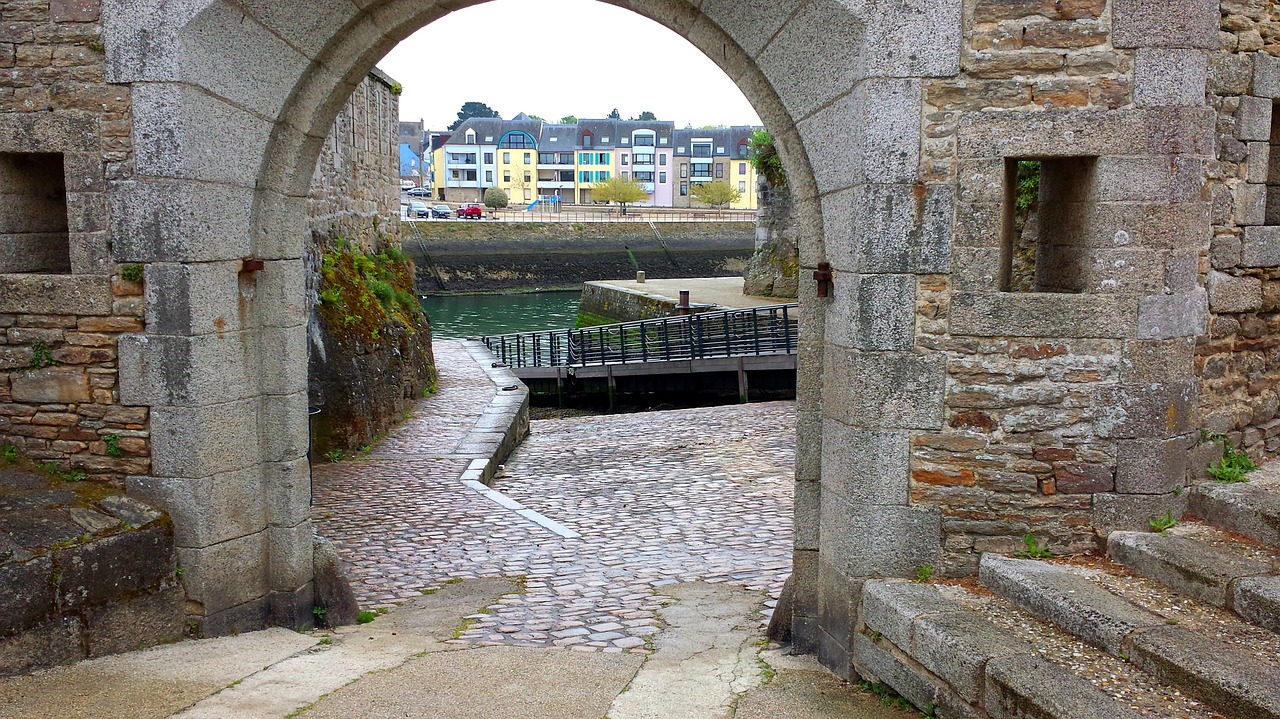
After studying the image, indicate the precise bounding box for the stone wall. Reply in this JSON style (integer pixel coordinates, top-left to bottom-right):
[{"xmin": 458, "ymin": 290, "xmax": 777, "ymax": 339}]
[
  {"xmin": 842, "ymin": 0, "xmax": 1218, "ymax": 582},
  {"xmin": 1198, "ymin": 4, "xmax": 1280, "ymax": 463},
  {"xmin": 0, "ymin": 0, "xmax": 145, "ymax": 484},
  {"xmin": 743, "ymin": 179, "xmax": 799, "ymax": 298},
  {"xmin": 308, "ymin": 69, "xmax": 402, "ymax": 251}
]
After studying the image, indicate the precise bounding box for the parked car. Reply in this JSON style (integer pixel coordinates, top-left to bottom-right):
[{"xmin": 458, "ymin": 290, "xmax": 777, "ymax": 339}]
[
  {"xmin": 406, "ymin": 187, "xmax": 433, "ymax": 197},
  {"xmin": 431, "ymin": 204, "xmax": 453, "ymax": 218},
  {"xmin": 456, "ymin": 203, "xmax": 484, "ymax": 219},
  {"xmin": 409, "ymin": 201, "xmax": 429, "ymax": 218}
]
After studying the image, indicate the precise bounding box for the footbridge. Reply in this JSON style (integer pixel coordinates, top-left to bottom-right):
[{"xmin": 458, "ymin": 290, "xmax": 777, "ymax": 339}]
[{"xmin": 481, "ymin": 304, "xmax": 799, "ymax": 405}]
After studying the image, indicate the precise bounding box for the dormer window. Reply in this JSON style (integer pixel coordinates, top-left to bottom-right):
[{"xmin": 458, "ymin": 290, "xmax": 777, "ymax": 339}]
[
  {"xmin": 584, "ymin": 135, "xmax": 593, "ymax": 147},
  {"xmin": 465, "ymin": 130, "xmax": 476, "ymax": 144}
]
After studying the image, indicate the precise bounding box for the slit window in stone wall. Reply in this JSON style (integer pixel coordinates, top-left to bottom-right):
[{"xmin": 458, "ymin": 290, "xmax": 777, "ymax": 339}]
[
  {"xmin": 1266, "ymin": 105, "xmax": 1280, "ymax": 225},
  {"xmin": 1002, "ymin": 156, "xmax": 1098, "ymax": 293},
  {"xmin": 0, "ymin": 152, "xmax": 71, "ymax": 274}
]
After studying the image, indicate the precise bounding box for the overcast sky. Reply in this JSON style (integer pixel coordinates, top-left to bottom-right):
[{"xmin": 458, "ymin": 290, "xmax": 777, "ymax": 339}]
[{"xmin": 378, "ymin": 0, "xmax": 762, "ymax": 130}]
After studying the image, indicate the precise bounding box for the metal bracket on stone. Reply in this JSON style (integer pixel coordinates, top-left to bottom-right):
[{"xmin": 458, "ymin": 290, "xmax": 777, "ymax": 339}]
[{"xmin": 240, "ymin": 258, "xmax": 265, "ymax": 274}]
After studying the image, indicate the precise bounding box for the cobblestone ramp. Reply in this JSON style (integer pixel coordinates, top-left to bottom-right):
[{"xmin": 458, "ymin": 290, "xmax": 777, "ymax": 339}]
[{"xmin": 312, "ymin": 380, "xmax": 796, "ymax": 654}]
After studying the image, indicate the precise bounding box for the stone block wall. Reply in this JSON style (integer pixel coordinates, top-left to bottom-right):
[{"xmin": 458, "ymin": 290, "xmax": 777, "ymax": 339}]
[
  {"xmin": 1198, "ymin": 5, "xmax": 1280, "ymax": 462},
  {"xmin": 308, "ymin": 69, "xmax": 402, "ymax": 251}
]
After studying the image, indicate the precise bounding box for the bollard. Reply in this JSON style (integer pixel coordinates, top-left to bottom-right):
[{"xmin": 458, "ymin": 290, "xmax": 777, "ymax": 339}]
[
  {"xmin": 636, "ymin": 270, "xmax": 646, "ymax": 283},
  {"xmin": 677, "ymin": 290, "xmax": 692, "ymax": 316}
]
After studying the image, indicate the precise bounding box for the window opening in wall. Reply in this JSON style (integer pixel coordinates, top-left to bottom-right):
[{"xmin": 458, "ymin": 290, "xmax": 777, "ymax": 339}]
[
  {"xmin": 1267, "ymin": 106, "xmax": 1280, "ymax": 224},
  {"xmin": 1001, "ymin": 157, "xmax": 1098, "ymax": 293},
  {"xmin": 0, "ymin": 152, "xmax": 70, "ymax": 274}
]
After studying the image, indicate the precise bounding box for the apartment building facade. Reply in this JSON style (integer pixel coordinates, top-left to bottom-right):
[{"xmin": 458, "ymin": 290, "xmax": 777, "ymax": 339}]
[
  {"xmin": 429, "ymin": 114, "xmax": 759, "ymax": 208},
  {"xmin": 673, "ymin": 127, "xmax": 759, "ymax": 211}
]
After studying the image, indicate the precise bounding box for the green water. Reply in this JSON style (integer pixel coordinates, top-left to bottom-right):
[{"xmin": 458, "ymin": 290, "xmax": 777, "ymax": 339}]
[{"xmin": 422, "ymin": 291, "xmax": 582, "ymax": 339}]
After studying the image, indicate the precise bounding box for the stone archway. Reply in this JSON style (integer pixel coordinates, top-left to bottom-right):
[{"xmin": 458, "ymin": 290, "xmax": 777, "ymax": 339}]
[{"xmin": 92, "ymin": 0, "xmax": 1214, "ymax": 679}]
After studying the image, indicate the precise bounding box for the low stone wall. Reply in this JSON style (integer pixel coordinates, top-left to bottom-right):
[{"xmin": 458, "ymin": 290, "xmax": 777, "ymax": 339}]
[
  {"xmin": 576, "ymin": 282, "xmax": 696, "ymax": 326},
  {"xmin": 2, "ymin": 273, "xmax": 149, "ymax": 484},
  {"xmin": 458, "ymin": 341, "xmax": 529, "ymax": 487},
  {"xmin": 403, "ymin": 222, "xmax": 755, "ymax": 293},
  {"xmin": 0, "ymin": 470, "xmax": 182, "ymax": 676}
]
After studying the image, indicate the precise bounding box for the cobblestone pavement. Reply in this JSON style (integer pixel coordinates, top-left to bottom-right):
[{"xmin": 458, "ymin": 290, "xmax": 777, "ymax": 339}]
[{"xmin": 312, "ymin": 347, "xmax": 796, "ymax": 653}]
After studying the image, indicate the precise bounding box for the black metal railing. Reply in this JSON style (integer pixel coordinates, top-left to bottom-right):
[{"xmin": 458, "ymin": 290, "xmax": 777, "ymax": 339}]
[{"xmin": 482, "ymin": 304, "xmax": 799, "ymax": 369}]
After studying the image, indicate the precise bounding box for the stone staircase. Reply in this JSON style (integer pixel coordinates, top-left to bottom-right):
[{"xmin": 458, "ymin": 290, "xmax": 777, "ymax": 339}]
[{"xmin": 851, "ymin": 467, "xmax": 1280, "ymax": 718}]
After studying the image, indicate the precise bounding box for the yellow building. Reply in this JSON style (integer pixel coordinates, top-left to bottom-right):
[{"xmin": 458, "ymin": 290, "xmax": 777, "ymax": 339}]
[{"xmin": 497, "ymin": 128, "xmax": 539, "ymax": 207}]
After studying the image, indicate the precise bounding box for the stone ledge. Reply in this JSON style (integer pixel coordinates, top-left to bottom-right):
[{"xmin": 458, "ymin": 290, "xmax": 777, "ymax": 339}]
[
  {"xmin": 460, "ymin": 341, "xmax": 530, "ymax": 487},
  {"xmin": 0, "ymin": 275, "xmax": 113, "ymax": 316}
]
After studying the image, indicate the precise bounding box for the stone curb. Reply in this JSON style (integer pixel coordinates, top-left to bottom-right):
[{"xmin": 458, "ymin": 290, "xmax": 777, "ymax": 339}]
[
  {"xmin": 979, "ymin": 553, "xmax": 1280, "ymax": 719},
  {"xmin": 458, "ymin": 341, "xmax": 530, "ymax": 487},
  {"xmin": 978, "ymin": 554, "xmax": 1161, "ymax": 656},
  {"xmin": 1189, "ymin": 477, "xmax": 1280, "ymax": 547},
  {"xmin": 1108, "ymin": 529, "xmax": 1277, "ymax": 610},
  {"xmin": 855, "ymin": 580, "xmax": 1144, "ymax": 719}
]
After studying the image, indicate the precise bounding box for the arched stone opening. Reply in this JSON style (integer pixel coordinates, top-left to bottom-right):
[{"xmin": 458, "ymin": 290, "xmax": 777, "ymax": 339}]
[{"xmin": 92, "ymin": 0, "xmax": 1224, "ymax": 683}]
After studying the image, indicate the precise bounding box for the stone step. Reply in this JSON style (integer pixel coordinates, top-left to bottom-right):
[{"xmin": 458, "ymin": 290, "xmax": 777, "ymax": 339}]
[
  {"xmin": 980, "ymin": 553, "xmax": 1280, "ymax": 719},
  {"xmin": 853, "ymin": 579, "xmax": 1146, "ymax": 719},
  {"xmin": 1108, "ymin": 526, "xmax": 1280, "ymax": 632},
  {"xmin": 1189, "ymin": 465, "xmax": 1280, "ymax": 547}
]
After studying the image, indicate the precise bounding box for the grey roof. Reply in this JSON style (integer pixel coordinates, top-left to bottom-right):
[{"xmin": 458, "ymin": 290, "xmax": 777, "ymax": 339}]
[
  {"xmin": 574, "ymin": 119, "xmax": 675, "ymax": 148},
  {"xmin": 450, "ymin": 115, "xmax": 544, "ymax": 146},
  {"xmin": 673, "ymin": 126, "xmax": 759, "ymax": 158},
  {"xmin": 539, "ymin": 124, "xmax": 578, "ymax": 147}
]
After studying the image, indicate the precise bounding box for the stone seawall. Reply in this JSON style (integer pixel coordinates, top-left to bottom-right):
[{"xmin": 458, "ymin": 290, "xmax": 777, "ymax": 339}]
[{"xmin": 402, "ymin": 222, "xmax": 755, "ymax": 293}]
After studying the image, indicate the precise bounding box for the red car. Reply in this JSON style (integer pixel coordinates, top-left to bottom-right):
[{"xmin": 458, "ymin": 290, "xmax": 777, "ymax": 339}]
[{"xmin": 457, "ymin": 203, "xmax": 485, "ymax": 219}]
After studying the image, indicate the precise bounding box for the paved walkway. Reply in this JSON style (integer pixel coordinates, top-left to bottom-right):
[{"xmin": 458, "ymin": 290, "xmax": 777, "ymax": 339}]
[
  {"xmin": 312, "ymin": 342, "xmax": 796, "ymax": 653},
  {"xmin": 588, "ymin": 276, "xmax": 786, "ymax": 309}
]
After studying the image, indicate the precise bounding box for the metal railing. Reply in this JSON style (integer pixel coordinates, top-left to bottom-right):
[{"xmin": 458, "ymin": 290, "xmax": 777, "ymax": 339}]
[{"xmin": 482, "ymin": 304, "xmax": 799, "ymax": 369}]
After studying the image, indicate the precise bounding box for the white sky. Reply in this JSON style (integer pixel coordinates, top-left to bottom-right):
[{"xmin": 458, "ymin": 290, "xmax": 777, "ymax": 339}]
[{"xmin": 378, "ymin": 0, "xmax": 762, "ymax": 130}]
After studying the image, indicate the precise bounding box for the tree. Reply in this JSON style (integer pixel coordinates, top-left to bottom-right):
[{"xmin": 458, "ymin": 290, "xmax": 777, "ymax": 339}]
[
  {"xmin": 689, "ymin": 180, "xmax": 742, "ymax": 209},
  {"xmin": 607, "ymin": 108, "xmax": 622, "ymax": 120},
  {"xmin": 592, "ymin": 175, "xmax": 648, "ymax": 214},
  {"xmin": 633, "ymin": 111, "xmax": 657, "ymax": 121},
  {"xmin": 528, "ymin": 114, "xmax": 544, "ymax": 122},
  {"xmin": 484, "ymin": 187, "xmax": 509, "ymax": 210},
  {"xmin": 448, "ymin": 101, "xmax": 500, "ymax": 131},
  {"xmin": 559, "ymin": 115, "xmax": 577, "ymax": 124}
]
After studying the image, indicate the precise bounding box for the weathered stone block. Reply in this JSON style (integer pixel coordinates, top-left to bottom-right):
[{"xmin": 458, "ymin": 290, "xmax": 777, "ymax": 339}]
[
  {"xmin": 820, "ymin": 422, "xmax": 910, "ymax": 505},
  {"xmin": 1237, "ymin": 96, "xmax": 1274, "ymax": 142},
  {"xmin": 1095, "ymin": 381, "xmax": 1198, "ymax": 439},
  {"xmin": 1241, "ymin": 226, "xmax": 1280, "ymax": 267},
  {"xmin": 1208, "ymin": 271, "xmax": 1262, "ymax": 313},
  {"xmin": 863, "ymin": 0, "xmax": 961, "ymax": 78},
  {"xmin": 84, "ymin": 585, "xmax": 184, "ymax": 658},
  {"xmin": 149, "ymin": 398, "xmax": 262, "ymax": 478},
  {"xmin": 1137, "ymin": 291, "xmax": 1207, "ymax": 340},
  {"xmin": 263, "ymin": 457, "xmax": 310, "ymax": 528},
  {"xmin": 1112, "ymin": 0, "xmax": 1219, "ymax": 49},
  {"xmin": 1233, "ymin": 183, "xmax": 1267, "ymax": 226},
  {"xmin": 1252, "ymin": 51, "xmax": 1280, "ymax": 99},
  {"xmin": 859, "ymin": 79, "xmax": 923, "ymax": 185},
  {"xmin": 118, "ymin": 333, "xmax": 258, "ymax": 407},
  {"xmin": 127, "ymin": 469, "xmax": 266, "ymax": 549},
  {"xmin": 851, "ymin": 634, "xmax": 946, "ymax": 717},
  {"xmin": 1054, "ymin": 463, "xmax": 1115, "ymax": 494},
  {"xmin": 913, "ymin": 610, "xmax": 1034, "ymax": 703},
  {"xmin": 56, "ymin": 527, "xmax": 175, "ymax": 609},
  {"xmin": 258, "ymin": 392, "xmax": 309, "ymax": 464},
  {"xmin": 757, "ymin": 0, "xmax": 870, "ymax": 119},
  {"xmin": 10, "ymin": 367, "xmax": 91, "ymax": 404},
  {"xmin": 1232, "ymin": 577, "xmax": 1280, "ymax": 633},
  {"xmin": 0, "ymin": 557, "xmax": 53, "ymax": 636},
  {"xmin": 0, "ymin": 275, "xmax": 112, "ymax": 316},
  {"xmin": 51, "ymin": 0, "xmax": 100, "ymax": 22},
  {"xmin": 861, "ymin": 579, "xmax": 960, "ymax": 651},
  {"xmin": 0, "ymin": 616, "xmax": 83, "ymax": 676},
  {"xmin": 985, "ymin": 654, "xmax": 1146, "ymax": 719},
  {"xmin": 826, "ymin": 347, "xmax": 946, "ymax": 430},
  {"xmin": 851, "ymin": 184, "xmax": 953, "ymax": 274},
  {"xmin": 176, "ymin": 531, "xmax": 269, "ymax": 616},
  {"xmin": 111, "ymin": 181, "xmax": 255, "ymax": 263},
  {"xmin": 950, "ymin": 293, "xmax": 1137, "ymax": 339},
  {"xmin": 1133, "ymin": 49, "xmax": 1206, "ymax": 107},
  {"xmin": 1093, "ymin": 492, "xmax": 1187, "ymax": 534},
  {"xmin": 268, "ymin": 521, "xmax": 313, "ymax": 592},
  {"xmin": 821, "ymin": 494, "xmax": 942, "ymax": 578},
  {"xmin": 856, "ymin": 274, "xmax": 916, "ymax": 350}
]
